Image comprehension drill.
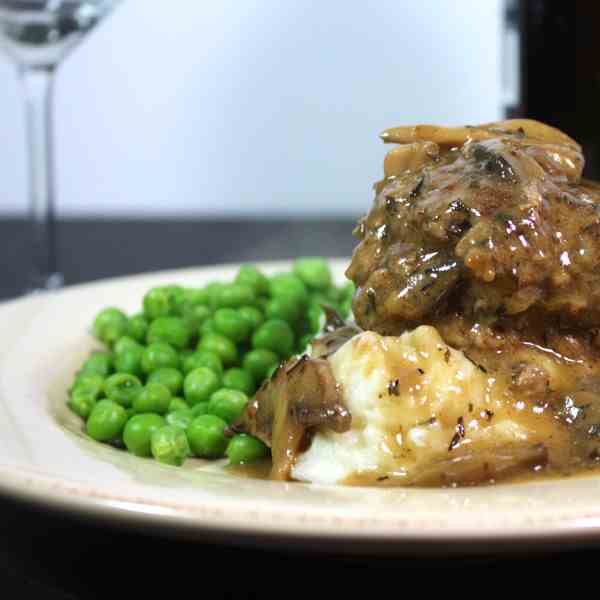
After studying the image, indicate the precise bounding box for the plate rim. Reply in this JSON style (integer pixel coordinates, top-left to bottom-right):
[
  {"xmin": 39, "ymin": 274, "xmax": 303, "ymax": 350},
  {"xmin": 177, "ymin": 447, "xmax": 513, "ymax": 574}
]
[
  {"xmin": 3, "ymin": 260, "xmax": 600, "ymax": 554},
  {"xmin": 1, "ymin": 461, "xmax": 600, "ymax": 544}
]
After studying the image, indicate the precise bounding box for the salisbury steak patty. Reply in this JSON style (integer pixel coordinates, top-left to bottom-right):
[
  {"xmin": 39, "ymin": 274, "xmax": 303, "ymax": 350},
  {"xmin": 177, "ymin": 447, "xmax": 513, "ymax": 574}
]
[{"xmin": 346, "ymin": 120, "xmax": 600, "ymax": 334}]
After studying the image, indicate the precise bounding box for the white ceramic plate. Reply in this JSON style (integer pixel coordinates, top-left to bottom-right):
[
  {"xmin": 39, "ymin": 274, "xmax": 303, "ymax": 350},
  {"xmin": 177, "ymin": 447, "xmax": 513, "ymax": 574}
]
[{"xmin": 2, "ymin": 259, "xmax": 600, "ymax": 556}]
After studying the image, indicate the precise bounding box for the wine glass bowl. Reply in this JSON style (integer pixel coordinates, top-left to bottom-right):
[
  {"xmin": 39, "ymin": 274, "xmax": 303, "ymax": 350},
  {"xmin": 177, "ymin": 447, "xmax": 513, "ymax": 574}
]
[
  {"xmin": 0, "ymin": 0, "xmax": 120, "ymax": 294},
  {"xmin": 0, "ymin": 1, "xmax": 113, "ymax": 67}
]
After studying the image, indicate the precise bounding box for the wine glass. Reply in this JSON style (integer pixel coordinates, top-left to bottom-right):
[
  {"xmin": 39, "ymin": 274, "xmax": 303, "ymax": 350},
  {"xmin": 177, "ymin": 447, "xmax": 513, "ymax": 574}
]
[{"xmin": 0, "ymin": 0, "xmax": 121, "ymax": 293}]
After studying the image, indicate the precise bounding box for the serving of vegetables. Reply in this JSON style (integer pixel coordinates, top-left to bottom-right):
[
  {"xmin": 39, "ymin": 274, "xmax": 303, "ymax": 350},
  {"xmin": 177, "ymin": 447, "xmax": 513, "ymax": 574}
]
[{"xmin": 67, "ymin": 259, "xmax": 353, "ymax": 467}]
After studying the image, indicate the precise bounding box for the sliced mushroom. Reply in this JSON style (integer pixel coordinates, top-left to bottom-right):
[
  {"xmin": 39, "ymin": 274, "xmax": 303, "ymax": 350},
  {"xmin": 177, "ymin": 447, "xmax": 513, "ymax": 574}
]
[
  {"xmin": 480, "ymin": 119, "xmax": 580, "ymax": 148},
  {"xmin": 409, "ymin": 443, "xmax": 549, "ymax": 486},
  {"xmin": 383, "ymin": 141, "xmax": 439, "ymax": 178},
  {"xmin": 380, "ymin": 124, "xmax": 493, "ymax": 147},
  {"xmin": 520, "ymin": 141, "xmax": 584, "ymax": 182},
  {"xmin": 234, "ymin": 355, "xmax": 351, "ymax": 480},
  {"xmin": 380, "ymin": 119, "xmax": 580, "ymax": 152}
]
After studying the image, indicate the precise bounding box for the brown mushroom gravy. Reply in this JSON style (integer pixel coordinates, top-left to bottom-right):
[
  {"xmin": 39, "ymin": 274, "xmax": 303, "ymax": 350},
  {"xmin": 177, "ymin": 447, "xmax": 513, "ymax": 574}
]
[{"xmin": 236, "ymin": 120, "xmax": 600, "ymax": 486}]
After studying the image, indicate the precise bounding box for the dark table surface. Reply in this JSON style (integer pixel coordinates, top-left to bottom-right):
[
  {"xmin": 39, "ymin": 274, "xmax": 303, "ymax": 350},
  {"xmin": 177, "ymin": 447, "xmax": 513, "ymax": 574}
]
[{"xmin": 0, "ymin": 218, "xmax": 597, "ymax": 597}]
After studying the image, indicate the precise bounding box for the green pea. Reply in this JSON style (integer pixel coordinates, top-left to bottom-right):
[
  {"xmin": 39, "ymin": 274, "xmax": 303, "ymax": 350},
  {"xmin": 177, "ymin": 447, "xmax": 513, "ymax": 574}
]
[
  {"xmin": 165, "ymin": 285, "xmax": 187, "ymax": 315},
  {"xmin": 151, "ymin": 425, "xmax": 190, "ymax": 466},
  {"xmin": 147, "ymin": 316, "xmax": 192, "ymax": 350},
  {"xmin": 264, "ymin": 297, "xmax": 302, "ymax": 324},
  {"xmin": 293, "ymin": 257, "xmax": 332, "ymax": 290},
  {"xmin": 238, "ymin": 306, "xmax": 264, "ymax": 332},
  {"xmin": 92, "ymin": 308, "xmax": 129, "ymax": 346},
  {"xmin": 68, "ymin": 385, "xmax": 100, "ymax": 419},
  {"xmin": 86, "ymin": 399, "xmax": 128, "ymax": 442},
  {"xmin": 165, "ymin": 409, "xmax": 194, "ymax": 430},
  {"xmin": 143, "ymin": 287, "xmax": 170, "ymax": 319},
  {"xmin": 199, "ymin": 318, "xmax": 217, "ymax": 336},
  {"xmin": 215, "ymin": 283, "xmax": 255, "ymax": 309},
  {"xmin": 190, "ymin": 402, "xmax": 209, "ymax": 417},
  {"xmin": 113, "ymin": 344, "xmax": 144, "ymax": 377},
  {"xmin": 269, "ymin": 273, "xmax": 308, "ymax": 307},
  {"xmin": 168, "ymin": 396, "xmax": 190, "ymax": 412},
  {"xmin": 132, "ymin": 383, "xmax": 172, "ymax": 414},
  {"xmin": 252, "ymin": 319, "xmax": 295, "ymax": 357},
  {"xmin": 201, "ymin": 283, "xmax": 222, "ymax": 312},
  {"xmin": 186, "ymin": 414, "xmax": 228, "ymax": 458},
  {"xmin": 213, "ymin": 308, "xmax": 251, "ymax": 343},
  {"xmin": 113, "ymin": 336, "xmax": 140, "ymax": 356},
  {"xmin": 104, "ymin": 373, "xmax": 143, "ymax": 408},
  {"xmin": 141, "ymin": 342, "xmax": 179, "ymax": 374},
  {"xmin": 80, "ymin": 352, "xmax": 113, "ymax": 378},
  {"xmin": 182, "ymin": 350, "xmax": 224, "ymax": 376},
  {"xmin": 123, "ymin": 414, "xmax": 166, "ymax": 457},
  {"xmin": 208, "ymin": 389, "xmax": 248, "ymax": 424},
  {"xmin": 242, "ymin": 349, "xmax": 279, "ymax": 383},
  {"xmin": 197, "ymin": 333, "xmax": 238, "ymax": 366},
  {"xmin": 182, "ymin": 303, "xmax": 212, "ymax": 331},
  {"xmin": 185, "ymin": 287, "xmax": 210, "ymax": 304},
  {"xmin": 184, "ymin": 367, "xmax": 221, "ymax": 405},
  {"xmin": 128, "ymin": 313, "xmax": 149, "ymax": 343},
  {"xmin": 222, "ymin": 369, "xmax": 255, "ymax": 396},
  {"xmin": 307, "ymin": 302, "xmax": 324, "ymax": 334},
  {"xmin": 143, "ymin": 286, "xmax": 184, "ymax": 319},
  {"xmin": 235, "ymin": 265, "xmax": 269, "ymax": 297},
  {"xmin": 226, "ymin": 434, "xmax": 269, "ymax": 465},
  {"xmin": 71, "ymin": 372, "xmax": 104, "ymax": 396},
  {"xmin": 147, "ymin": 367, "xmax": 184, "ymax": 396}
]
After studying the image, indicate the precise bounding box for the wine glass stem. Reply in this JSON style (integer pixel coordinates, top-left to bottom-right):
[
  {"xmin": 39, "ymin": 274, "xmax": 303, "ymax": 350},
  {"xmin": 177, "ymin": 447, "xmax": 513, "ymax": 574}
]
[{"xmin": 18, "ymin": 65, "xmax": 62, "ymax": 292}]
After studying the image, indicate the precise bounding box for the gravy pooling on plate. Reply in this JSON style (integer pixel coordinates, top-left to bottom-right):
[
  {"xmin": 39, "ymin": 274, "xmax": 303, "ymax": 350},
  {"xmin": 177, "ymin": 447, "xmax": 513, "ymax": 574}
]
[{"xmin": 236, "ymin": 120, "xmax": 600, "ymax": 487}]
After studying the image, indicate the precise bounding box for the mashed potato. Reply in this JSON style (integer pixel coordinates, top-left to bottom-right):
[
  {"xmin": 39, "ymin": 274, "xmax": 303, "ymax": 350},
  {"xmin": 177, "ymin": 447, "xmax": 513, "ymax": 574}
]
[{"xmin": 292, "ymin": 326, "xmax": 566, "ymax": 486}]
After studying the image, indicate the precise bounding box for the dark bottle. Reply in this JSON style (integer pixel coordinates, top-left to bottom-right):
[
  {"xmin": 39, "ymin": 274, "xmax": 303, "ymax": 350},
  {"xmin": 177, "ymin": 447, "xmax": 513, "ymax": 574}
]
[{"xmin": 511, "ymin": 1, "xmax": 600, "ymax": 178}]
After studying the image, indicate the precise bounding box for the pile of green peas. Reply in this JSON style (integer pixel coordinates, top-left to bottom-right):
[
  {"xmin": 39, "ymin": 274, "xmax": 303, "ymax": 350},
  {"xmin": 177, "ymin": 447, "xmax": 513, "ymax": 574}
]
[{"xmin": 68, "ymin": 258, "xmax": 354, "ymax": 468}]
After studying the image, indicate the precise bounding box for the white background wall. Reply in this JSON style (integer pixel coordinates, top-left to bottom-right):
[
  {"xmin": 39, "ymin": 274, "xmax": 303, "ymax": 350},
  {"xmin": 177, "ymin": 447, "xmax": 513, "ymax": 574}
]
[{"xmin": 0, "ymin": 0, "xmax": 503, "ymax": 218}]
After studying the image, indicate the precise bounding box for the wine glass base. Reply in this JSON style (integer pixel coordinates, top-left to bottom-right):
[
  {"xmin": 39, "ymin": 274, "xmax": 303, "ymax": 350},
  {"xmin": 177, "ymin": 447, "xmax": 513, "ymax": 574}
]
[{"xmin": 26, "ymin": 272, "xmax": 64, "ymax": 295}]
